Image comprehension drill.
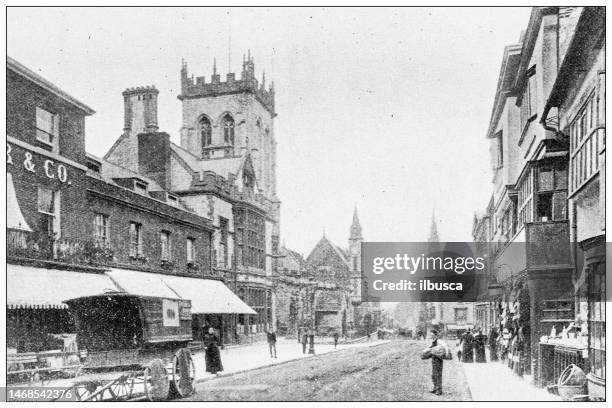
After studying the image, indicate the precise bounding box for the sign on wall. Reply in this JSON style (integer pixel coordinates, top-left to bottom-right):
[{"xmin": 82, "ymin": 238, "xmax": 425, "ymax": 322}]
[{"xmin": 162, "ymin": 299, "xmax": 180, "ymax": 327}]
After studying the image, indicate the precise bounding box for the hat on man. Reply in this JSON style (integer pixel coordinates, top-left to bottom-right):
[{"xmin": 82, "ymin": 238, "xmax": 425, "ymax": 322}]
[{"xmin": 431, "ymin": 329, "xmax": 439, "ymax": 336}]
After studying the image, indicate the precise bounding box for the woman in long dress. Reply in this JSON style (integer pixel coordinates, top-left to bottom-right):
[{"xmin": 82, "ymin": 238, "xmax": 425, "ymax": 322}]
[
  {"xmin": 459, "ymin": 330, "xmax": 474, "ymax": 363},
  {"xmin": 204, "ymin": 327, "xmax": 224, "ymax": 375},
  {"xmin": 488, "ymin": 327, "xmax": 499, "ymax": 361},
  {"xmin": 474, "ymin": 329, "xmax": 487, "ymax": 362}
]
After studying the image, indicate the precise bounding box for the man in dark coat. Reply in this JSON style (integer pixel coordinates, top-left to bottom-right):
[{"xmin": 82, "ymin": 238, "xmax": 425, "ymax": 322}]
[
  {"xmin": 459, "ymin": 329, "xmax": 474, "ymax": 363},
  {"xmin": 488, "ymin": 327, "xmax": 499, "ymax": 361},
  {"xmin": 333, "ymin": 332, "xmax": 339, "ymax": 349},
  {"xmin": 301, "ymin": 331, "xmax": 308, "ymax": 354},
  {"xmin": 204, "ymin": 327, "xmax": 223, "ymax": 375},
  {"xmin": 267, "ymin": 329, "xmax": 277, "ymax": 358},
  {"xmin": 429, "ymin": 330, "xmax": 444, "ymax": 395},
  {"xmin": 474, "ymin": 329, "xmax": 487, "ymax": 362}
]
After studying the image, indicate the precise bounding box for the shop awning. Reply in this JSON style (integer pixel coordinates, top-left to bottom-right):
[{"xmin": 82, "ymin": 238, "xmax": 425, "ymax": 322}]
[
  {"xmin": 105, "ymin": 268, "xmax": 180, "ymax": 300},
  {"xmin": 446, "ymin": 324, "xmax": 474, "ymax": 331},
  {"xmin": 160, "ymin": 275, "xmax": 256, "ymax": 315},
  {"xmin": 7, "ymin": 264, "xmax": 120, "ymax": 309},
  {"xmin": 7, "ymin": 173, "xmax": 32, "ymax": 232}
]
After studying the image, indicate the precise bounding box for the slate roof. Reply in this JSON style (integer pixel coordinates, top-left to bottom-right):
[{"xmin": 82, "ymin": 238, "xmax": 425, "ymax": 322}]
[{"xmin": 171, "ymin": 143, "xmax": 245, "ymax": 179}]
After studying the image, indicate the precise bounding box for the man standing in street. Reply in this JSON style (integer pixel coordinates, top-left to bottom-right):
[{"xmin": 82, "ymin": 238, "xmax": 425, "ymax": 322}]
[
  {"xmin": 267, "ymin": 328, "xmax": 277, "ymax": 359},
  {"xmin": 333, "ymin": 332, "xmax": 339, "ymax": 349},
  {"xmin": 430, "ymin": 330, "xmax": 444, "ymax": 396},
  {"xmin": 301, "ymin": 331, "xmax": 308, "ymax": 354}
]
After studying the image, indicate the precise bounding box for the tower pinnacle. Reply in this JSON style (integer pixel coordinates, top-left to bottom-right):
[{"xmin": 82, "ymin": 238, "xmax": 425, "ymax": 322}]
[
  {"xmin": 350, "ymin": 207, "xmax": 363, "ymax": 241},
  {"xmin": 428, "ymin": 209, "xmax": 440, "ymax": 243}
]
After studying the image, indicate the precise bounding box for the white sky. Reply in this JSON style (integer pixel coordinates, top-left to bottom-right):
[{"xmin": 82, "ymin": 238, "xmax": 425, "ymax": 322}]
[{"xmin": 7, "ymin": 7, "xmax": 532, "ymax": 256}]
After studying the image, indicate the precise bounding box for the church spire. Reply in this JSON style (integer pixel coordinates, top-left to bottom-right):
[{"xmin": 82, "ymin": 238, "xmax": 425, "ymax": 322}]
[
  {"xmin": 428, "ymin": 209, "xmax": 440, "ymax": 243},
  {"xmin": 350, "ymin": 206, "xmax": 363, "ymax": 241}
]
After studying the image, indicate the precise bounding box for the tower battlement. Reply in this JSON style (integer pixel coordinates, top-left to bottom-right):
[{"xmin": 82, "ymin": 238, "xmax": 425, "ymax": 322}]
[{"xmin": 178, "ymin": 53, "xmax": 275, "ymax": 115}]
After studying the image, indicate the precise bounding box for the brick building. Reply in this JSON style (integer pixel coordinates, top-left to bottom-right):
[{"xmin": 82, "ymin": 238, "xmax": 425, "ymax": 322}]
[{"xmin": 7, "ymin": 57, "xmax": 252, "ymax": 353}]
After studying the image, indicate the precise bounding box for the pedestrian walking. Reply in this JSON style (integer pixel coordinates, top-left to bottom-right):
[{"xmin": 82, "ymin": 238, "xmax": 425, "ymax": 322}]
[
  {"xmin": 204, "ymin": 327, "xmax": 224, "ymax": 375},
  {"xmin": 267, "ymin": 329, "xmax": 277, "ymax": 358},
  {"xmin": 301, "ymin": 332, "xmax": 308, "ymax": 354},
  {"xmin": 474, "ymin": 328, "xmax": 487, "ymax": 362},
  {"xmin": 333, "ymin": 332, "xmax": 339, "ymax": 349},
  {"xmin": 429, "ymin": 330, "xmax": 444, "ymax": 395}
]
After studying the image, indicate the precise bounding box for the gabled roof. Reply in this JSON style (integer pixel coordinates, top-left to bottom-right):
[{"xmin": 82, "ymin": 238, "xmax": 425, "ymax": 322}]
[
  {"xmin": 307, "ymin": 236, "xmax": 351, "ymax": 269},
  {"xmin": 170, "ymin": 143, "xmax": 247, "ymax": 179}
]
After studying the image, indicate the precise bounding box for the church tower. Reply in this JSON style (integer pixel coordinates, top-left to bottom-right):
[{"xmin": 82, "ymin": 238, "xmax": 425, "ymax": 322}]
[{"xmin": 177, "ymin": 52, "xmax": 277, "ymax": 200}]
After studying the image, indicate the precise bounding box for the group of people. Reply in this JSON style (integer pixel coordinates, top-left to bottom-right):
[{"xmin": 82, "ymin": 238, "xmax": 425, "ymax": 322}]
[{"xmin": 457, "ymin": 328, "xmax": 490, "ymax": 363}]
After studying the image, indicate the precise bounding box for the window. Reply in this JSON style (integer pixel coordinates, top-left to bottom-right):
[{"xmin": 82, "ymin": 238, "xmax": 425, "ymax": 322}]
[
  {"xmin": 38, "ymin": 187, "xmax": 60, "ymax": 238},
  {"xmin": 235, "ymin": 208, "xmax": 265, "ymax": 269},
  {"xmin": 535, "ymin": 161, "xmax": 567, "ymax": 222},
  {"xmin": 36, "ymin": 107, "xmax": 59, "ymax": 148},
  {"xmin": 455, "ymin": 308, "xmax": 468, "ymax": 325},
  {"xmin": 588, "ymin": 262, "xmax": 605, "ymax": 380},
  {"xmin": 38, "ymin": 187, "xmax": 55, "ymax": 215},
  {"xmin": 520, "ymin": 67, "xmax": 537, "ymax": 130},
  {"xmin": 200, "ymin": 116, "xmax": 212, "ymax": 147},
  {"xmin": 93, "ymin": 213, "xmax": 110, "ymax": 246},
  {"xmin": 129, "ymin": 222, "xmax": 143, "ymax": 257},
  {"xmin": 222, "ymin": 114, "xmax": 235, "ymax": 145},
  {"xmin": 161, "ymin": 231, "xmax": 172, "ymax": 261},
  {"xmin": 517, "ymin": 170, "xmax": 533, "ymax": 231},
  {"xmin": 495, "ymin": 131, "xmax": 503, "ymax": 168},
  {"xmin": 186, "ymin": 238, "xmax": 195, "ymax": 263},
  {"xmin": 570, "ymin": 92, "xmax": 599, "ymax": 192},
  {"xmin": 168, "ymin": 195, "xmax": 178, "ymax": 207}
]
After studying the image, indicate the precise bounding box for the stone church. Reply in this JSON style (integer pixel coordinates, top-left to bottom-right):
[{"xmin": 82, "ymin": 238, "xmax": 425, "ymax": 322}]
[{"xmin": 103, "ymin": 53, "xmax": 279, "ymax": 342}]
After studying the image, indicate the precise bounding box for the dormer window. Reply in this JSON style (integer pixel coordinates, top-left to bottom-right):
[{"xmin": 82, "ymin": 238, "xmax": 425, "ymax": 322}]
[
  {"xmin": 135, "ymin": 181, "xmax": 147, "ymax": 195},
  {"xmin": 223, "ymin": 114, "xmax": 235, "ymax": 145},
  {"xmin": 199, "ymin": 116, "xmax": 212, "ymax": 148}
]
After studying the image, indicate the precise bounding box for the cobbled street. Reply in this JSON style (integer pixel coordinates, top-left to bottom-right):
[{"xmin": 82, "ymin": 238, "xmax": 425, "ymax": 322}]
[{"xmin": 189, "ymin": 340, "xmax": 472, "ymax": 401}]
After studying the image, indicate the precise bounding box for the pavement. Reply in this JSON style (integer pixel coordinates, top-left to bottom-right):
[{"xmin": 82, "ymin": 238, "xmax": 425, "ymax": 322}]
[
  {"xmin": 193, "ymin": 337, "xmax": 389, "ymax": 382},
  {"xmin": 460, "ymin": 352, "xmax": 560, "ymax": 401}
]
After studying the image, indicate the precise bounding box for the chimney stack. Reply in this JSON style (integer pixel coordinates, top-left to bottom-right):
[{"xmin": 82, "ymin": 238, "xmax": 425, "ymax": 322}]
[{"xmin": 123, "ymin": 86, "xmax": 160, "ymax": 134}]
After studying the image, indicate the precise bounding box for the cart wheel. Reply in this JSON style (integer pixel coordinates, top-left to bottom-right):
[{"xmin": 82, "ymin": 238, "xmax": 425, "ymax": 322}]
[
  {"xmin": 170, "ymin": 348, "xmax": 196, "ymax": 398},
  {"xmin": 143, "ymin": 359, "xmax": 170, "ymax": 401}
]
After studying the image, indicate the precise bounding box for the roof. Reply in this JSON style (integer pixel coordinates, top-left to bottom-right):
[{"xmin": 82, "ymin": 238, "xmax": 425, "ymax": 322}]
[
  {"xmin": 171, "ymin": 143, "xmax": 245, "ymax": 179},
  {"xmin": 7, "ymin": 56, "xmax": 95, "ymax": 115},
  {"xmin": 8, "ymin": 265, "xmax": 119, "ymax": 309},
  {"xmin": 307, "ymin": 236, "xmax": 351, "ymax": 269},
  {"xmin": 87, "ymin": 152, "xmax": 164, "ymax": 191}
]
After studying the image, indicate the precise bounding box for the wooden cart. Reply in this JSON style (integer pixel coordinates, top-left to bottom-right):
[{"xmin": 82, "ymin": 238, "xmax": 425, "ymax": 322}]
[{"xmin": 59, "ymin": 293, "xmax": 196, "ymax": 401}]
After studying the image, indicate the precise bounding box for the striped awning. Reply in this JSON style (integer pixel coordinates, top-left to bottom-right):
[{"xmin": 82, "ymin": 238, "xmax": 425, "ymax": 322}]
[{"xmin": 7, "ymin": 264, "xmax": 120, "ymax": 309}]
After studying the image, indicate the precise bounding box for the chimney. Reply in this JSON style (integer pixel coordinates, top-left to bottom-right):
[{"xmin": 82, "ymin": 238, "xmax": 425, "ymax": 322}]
[{"xmin": 123, "ymin": 86, "xmax": 160, "ymax": 134}]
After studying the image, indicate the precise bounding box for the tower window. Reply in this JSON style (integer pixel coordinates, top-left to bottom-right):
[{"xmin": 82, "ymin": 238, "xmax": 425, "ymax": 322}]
[
  {"xmin": 223, "ymin": 114, "xmax": 235, "ymax": 145},
  {"xmin": 200, "ymin": 116, "xmax": 212, "ymax": 148}
]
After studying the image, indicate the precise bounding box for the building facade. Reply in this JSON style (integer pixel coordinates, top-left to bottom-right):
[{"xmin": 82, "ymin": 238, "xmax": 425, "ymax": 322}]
[
  {"xmin": 479, "ymin": 7, "xmax": 605, "ymax": 395},
  {"xmin": 7, "ymin": 57, "xmax": 252, "ymax": 354},
  {"xmin": 540, "ymin": 6, "xmax": 605, "ymax": 398}
]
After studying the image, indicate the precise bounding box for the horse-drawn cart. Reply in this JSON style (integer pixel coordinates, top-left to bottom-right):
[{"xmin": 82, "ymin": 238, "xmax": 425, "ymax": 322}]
[{"xmin": 57, "ymin": 293, "xmax": 196, "ymax": 401}]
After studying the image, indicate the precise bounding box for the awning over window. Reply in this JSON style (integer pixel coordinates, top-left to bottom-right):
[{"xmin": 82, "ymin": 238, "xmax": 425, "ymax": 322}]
[
  {"xmin": 7, "ymin": 173, "xmax": 32, "ymax": 232},
  {"xmin": 105, "ymin": 268, "xmax": 180, "ymax": 300},
  {"xmin": 7, "ymin": 264, "xmax": 120, "ymax": 309},
  {"xmin": 160, "ymin": 275, "xmax": 256, "ymax": 315}
]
